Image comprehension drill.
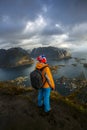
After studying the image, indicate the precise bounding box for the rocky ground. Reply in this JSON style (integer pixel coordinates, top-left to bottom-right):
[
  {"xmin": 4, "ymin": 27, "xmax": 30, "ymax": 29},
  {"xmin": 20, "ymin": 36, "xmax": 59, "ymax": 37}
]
[{"xmin": 0, "ymin": 82, "xmax": 87, "ymax": 130}]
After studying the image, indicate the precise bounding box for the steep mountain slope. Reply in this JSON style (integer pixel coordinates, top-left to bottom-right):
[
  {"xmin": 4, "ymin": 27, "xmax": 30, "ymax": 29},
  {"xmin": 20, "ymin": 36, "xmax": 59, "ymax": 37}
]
[
  {"xmin": 0, "ymin": 47, "xmax": 33, "ymax": 68},
  {"xmin": 30, "ymin": 46, "xmax": 71, "ymax": 59}
]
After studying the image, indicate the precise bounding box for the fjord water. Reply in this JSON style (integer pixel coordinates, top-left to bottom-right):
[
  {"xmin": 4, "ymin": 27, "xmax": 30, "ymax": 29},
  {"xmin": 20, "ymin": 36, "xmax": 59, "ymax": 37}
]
[
  {"xmin": 0, "ymin": 50, "xmax": 87, "ymax": 88},
  {"xmin": 51, "ymin": 51, "xmax": 87, "ymax": 79},
  {"xmin": 0, "ymin": 51, "xmax": 87, "ymax": 80}
]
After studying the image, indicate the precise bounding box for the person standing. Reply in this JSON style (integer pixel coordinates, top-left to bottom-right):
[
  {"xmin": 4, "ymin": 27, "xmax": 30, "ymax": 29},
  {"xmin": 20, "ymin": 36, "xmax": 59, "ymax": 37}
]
[{"xmin": 36, "ymin": 55, "xmax": 55, "ymax": 113}]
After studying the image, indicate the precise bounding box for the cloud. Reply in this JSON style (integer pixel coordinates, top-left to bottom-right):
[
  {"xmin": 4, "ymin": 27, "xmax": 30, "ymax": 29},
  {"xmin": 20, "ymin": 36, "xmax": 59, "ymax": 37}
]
[
  {"xmin": 0, "ymin": 15, "xmax": 25, "ymax": 39},
  {"xmin": 70, "ymin": 23, "xmax": 87, "ymax": 40},
  {"xmin": 0, "ymin": 13, "xmax": 67, "ymax": 50},
  {"xmin": 0, "ymin": 12, "xmax": 87, "ymax": 51},
  {"xmin": 60, "ymin": 22, "xmax": 87, "ymax": 50},
  {"xmin": 24, "ymin": 15, "xmax": 47, "ymax": 34},
  {"xmin": 65, "ymin": 22, "xmax": 87, "ymax": 49},
  {"xmin": 39, "ymin": 0, "xmax": 87, "ymax": 26},
  {"xmin": 41, "ymin": 24, "xmax": 64, "ymax": 36},
  {"xmin": 0, "ymin": 0, "xmax": 87, "ymax": 50},
  {"xmin": 0, "ymin": 0, "xmax": 43, "ymax": 21},
  {"xmin": 42, "ymin": 5, "xmax": 48, "ymax": 13}
]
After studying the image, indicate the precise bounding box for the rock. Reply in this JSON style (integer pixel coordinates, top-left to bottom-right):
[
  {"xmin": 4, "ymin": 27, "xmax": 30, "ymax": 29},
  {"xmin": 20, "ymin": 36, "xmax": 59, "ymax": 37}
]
[
  {"xmin": 83, "ymin": 63, "xmax": 87, "ymax": 67},
  {"xmin": 72, "ymin": 64, "xmax": 77, "ymax": 66},
  {"xmin": 55, "ymin": 76, "xmax": 87, "ymax": 95},
  {"xmin": 30, "ymin": 46, "xmax": 71, "ymax": 60},
  {"xmin": 0, "ymin": 47, "xmax": 33, "ymax": 68}
]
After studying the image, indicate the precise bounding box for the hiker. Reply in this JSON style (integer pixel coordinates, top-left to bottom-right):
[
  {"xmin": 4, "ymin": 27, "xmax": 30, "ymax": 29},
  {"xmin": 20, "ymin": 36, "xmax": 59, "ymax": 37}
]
[{"xmin": 36, "ymin": 55, "xmax": 55, "ymax": 113}]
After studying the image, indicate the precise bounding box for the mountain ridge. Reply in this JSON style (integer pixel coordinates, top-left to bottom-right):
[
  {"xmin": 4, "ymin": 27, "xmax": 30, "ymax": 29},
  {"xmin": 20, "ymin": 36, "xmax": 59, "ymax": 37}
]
[
  {"xmin": 0, "ymin": 47, "xmax": 33, "ymax": 68},
  {"xmin": 30, "ymin": 46, "xmax": 71, "ymax": 59}
]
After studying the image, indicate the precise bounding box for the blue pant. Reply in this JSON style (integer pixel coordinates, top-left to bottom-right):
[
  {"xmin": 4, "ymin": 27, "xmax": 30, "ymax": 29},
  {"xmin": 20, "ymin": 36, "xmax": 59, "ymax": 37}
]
[{"xmin": 38, "ymin": 87, "xmax": 51, "ymax": 112}]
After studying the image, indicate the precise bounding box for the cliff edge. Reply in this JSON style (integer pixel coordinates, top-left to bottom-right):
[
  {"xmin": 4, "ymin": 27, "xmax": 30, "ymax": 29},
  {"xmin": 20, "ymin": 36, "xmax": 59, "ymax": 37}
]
[{"xmin": 0, "ymin": 81, "xmax": 87, "ymax": 130}]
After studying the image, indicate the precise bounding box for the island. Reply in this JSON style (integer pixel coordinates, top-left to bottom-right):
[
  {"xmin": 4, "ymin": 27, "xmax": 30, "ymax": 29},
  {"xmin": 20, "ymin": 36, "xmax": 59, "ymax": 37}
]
[
  {"xmin": 30, "ymin": 46, "xmax": 71, "ymax": 60},
  {"xmin": 0, "ymin": 47, "xmax": 33, "ymax": 68}
]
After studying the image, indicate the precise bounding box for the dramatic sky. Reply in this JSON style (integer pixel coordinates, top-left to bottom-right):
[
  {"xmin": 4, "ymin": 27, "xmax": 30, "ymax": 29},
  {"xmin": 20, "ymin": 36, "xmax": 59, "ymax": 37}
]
[{"xmin": 0, "ymin": 0, "xmax": 87, "ymax": 50}]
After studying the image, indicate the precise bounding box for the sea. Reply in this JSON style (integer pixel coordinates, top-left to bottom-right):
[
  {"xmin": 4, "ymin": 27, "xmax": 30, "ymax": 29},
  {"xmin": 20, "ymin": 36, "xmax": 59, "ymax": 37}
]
[{"xmin": 0, "ymin": 50, "xmax": 87, "ymax": 95}]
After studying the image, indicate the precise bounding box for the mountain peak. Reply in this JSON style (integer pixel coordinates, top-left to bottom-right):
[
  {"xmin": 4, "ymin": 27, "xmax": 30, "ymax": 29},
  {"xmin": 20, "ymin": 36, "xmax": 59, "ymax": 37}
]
[
  {"xmin": 0, "ymin": 47, "xmax": 33, "ymax": 68},
  {"xmin": 30, "ymin": 46, "xmax": 71, "ymax": 60}
]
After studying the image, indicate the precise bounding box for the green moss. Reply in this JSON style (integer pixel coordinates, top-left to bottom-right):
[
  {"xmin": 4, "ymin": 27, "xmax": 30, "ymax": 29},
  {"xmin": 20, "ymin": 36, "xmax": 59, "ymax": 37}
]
[
  {"xmin": 0, "ymin": 82, "xmax": 33, "ymax": 96},
  {"xmin": 51, "ymin": 91, "xmax": 62, "ymax": 100},
  {"xmin": 61, "ymin": 97, "xmax": 87, "ymax": 113},
  {"xmin": 50, "ymin": 90, "xmax": 87, "ymax": 114}
]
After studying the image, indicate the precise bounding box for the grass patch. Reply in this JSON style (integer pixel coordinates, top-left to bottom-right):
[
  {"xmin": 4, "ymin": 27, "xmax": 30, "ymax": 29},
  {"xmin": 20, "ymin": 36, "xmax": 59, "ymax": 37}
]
[
  {"xmin": 0, "ymin": 82, "xmax": 34, "ymax": 96},
  {"xmin": 51, "ymin": 90, "xmax": 87, "ymax": 114}
]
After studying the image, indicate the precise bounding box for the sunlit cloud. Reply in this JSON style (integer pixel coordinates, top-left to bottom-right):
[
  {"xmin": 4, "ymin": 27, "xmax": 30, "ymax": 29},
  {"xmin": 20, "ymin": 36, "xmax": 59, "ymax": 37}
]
[
  {"xmin": 0, "ymin": 0, "xmax": 87, "ymax": 51},
  {"xmin": 24, "ymin": 15, "xmax": 47, "ymax": 33},
  {"xmin": 70, "ymin": 22, "xmax": 87, "ymax": 40}
]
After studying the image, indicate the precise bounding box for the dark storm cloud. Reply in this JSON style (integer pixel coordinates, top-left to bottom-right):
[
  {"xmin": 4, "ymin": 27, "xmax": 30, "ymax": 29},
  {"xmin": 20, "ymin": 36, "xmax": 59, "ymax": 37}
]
[
  {"xmin": 41, "ymin": 25, "xmax": 64, "ymax": 36},
  {"xmin": 0, "ymin": 21, "xmax": 24, "ymax": 38},
  {"xmin": 0, "ymin": 0, "xmax": 42, "ymax": 21},
  {"xmin": 42, "ymin": 0, "xmax": 87, "ymax": 25},
  {"xmin": 0, "ymin": 0, "xmax": 87, "ymax": 49}
]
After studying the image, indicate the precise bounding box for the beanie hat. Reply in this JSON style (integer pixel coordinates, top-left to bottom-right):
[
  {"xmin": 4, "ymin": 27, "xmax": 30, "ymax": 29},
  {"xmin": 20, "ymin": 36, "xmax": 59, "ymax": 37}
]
[{"xmin": 37, "ymin": 55, "xmax": 47, "ymax": 63}]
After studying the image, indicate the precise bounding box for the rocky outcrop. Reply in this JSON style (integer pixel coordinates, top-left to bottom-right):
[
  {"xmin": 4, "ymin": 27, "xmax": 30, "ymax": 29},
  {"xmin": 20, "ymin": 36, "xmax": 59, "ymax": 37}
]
[
  {"xmin": 30, "ymin": 46, "xmax": 71, "ymax": 60},
  {"xmin": 83, "ymin": 63, "xmax": 87, "ymax": 67},
  {"xmin": 0, "ymin": 47, "xmax": 33, "ymax": 68}
]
